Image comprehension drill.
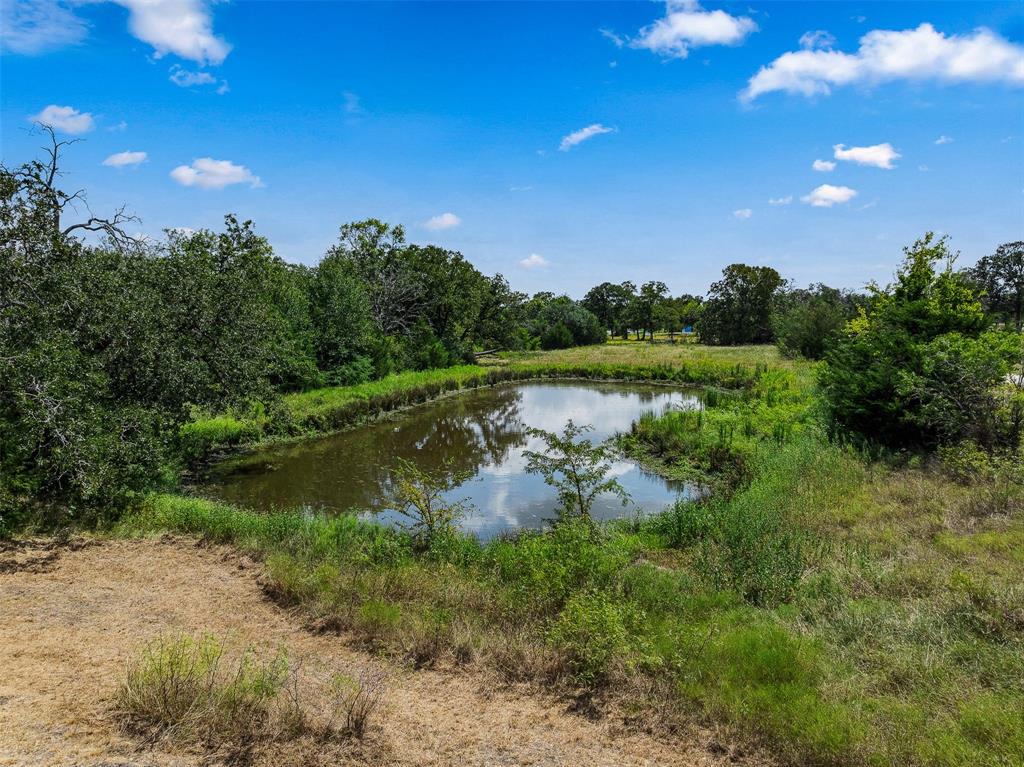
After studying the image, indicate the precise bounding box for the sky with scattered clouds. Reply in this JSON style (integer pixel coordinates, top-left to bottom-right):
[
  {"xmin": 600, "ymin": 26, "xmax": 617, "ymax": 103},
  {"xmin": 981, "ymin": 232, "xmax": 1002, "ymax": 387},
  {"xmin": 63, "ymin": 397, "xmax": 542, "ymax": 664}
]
[{"xmin": 2, "ymin": 0, "xmax": 1022, "ymax": 296}]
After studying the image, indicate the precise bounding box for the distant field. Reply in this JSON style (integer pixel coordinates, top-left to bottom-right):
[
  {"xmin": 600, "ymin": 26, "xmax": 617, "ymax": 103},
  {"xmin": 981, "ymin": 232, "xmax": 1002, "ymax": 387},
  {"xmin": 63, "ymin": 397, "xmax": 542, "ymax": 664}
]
[{"xmin": 491, "ymin": 340, "xmax": 799, "ymax": 370}]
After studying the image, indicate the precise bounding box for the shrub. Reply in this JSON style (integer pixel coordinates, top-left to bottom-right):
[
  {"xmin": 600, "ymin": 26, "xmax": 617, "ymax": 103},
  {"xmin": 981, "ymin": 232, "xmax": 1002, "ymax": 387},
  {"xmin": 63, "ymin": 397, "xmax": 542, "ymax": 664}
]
[
  {"xmin": 523, "ymin": 420, "xmax": 630, "ymax": 522},
  {"xmin": 383, "ymin": 458, "xmax": 475, "ymax": 546},
  {"xmin": 549, "ymin": 591, "xmax": 638, "ymax": 684},
  {"xmin": 540, "ymin": 322, "xmax": 574, "ymax": 350},
  {"xmin": 819, "ymin": 233, "xmax": 996, "ymax": 448},
  {"xmin": 772, "ymin": 283, "xmax": 856, "ymax": 360}
]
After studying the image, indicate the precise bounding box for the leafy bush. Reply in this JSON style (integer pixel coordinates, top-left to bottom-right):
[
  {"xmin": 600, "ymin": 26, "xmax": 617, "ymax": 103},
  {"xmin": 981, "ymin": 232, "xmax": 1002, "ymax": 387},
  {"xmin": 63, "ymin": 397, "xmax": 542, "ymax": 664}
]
[
  {"xmin": 540, "ymin": 322, "xmax": 574, "ymax": 350},
  {"xmin": 820, "ymin": 233, "xmax": 1002, "ymax": 448},
  {"xmin": 549, "ymin": 591, "xmax": 638, "ymax": 684}
]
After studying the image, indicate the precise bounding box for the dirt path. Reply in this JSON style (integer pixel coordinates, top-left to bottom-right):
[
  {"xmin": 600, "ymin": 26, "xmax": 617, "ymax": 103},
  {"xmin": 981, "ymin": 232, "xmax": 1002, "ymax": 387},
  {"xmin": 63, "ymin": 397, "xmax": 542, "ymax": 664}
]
[{"xmin": 0, "ymin": 538, "xmax": 755, "ymax": 767}]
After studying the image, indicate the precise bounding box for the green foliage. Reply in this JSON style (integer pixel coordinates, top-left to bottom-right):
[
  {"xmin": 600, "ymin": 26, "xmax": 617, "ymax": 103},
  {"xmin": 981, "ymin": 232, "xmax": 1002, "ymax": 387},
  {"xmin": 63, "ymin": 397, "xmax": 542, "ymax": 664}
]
[
  {"xmin": 1, "ymin": 143, "xmax": 312, "ymax": 515},
  {"xmin": 549, "ymin": 591, "xmax": 640, "ymax": 684},
  {"xmin": 524, "ymin": 420, "xmax": 631, "ymax": 521},
  {"xmin": 384, "ymin": 458, "xmax": 475, "ymax": 546},
  {"xmin": 404, "ymin": 318, "xmax": 452, "ymax": 369},
  {"xmin": 772, "ymin": 283, "xmax": 859, "ymax": 360},
  {"xmin": 820, "ymin": 233, "xmax": 1008, "ymax": 448},
  {"xmin": 967, "ymin": 241, "xmax": 1024, "ymax": 329},
  {"xmin": 525, "ymin": 294, "xmax": 606, "ymax": 348},
  {"xmin": 700, "ymin": 264, "xmax": 784, "ymax": 345},
  {"xmin": 115, "ymin": 633, "xmax": 289, "ymax": 751},
  {"xmin": 309, "ymin": 249, "xmax": 374, "ymax": 379},
  {"xmin": 540, "ymin": 322, "xmax": 574, "ymax": 350},
  {"xmin": 484, "ymin": 519, "xmax": 634, "ymax": 618},
  {"xmin": 581, "ymin": 281, "xmax": 635, "ymax": 336},
  {"xmin": 939, "ymin": 440, "xmax": 1024, "ymax": 516}
]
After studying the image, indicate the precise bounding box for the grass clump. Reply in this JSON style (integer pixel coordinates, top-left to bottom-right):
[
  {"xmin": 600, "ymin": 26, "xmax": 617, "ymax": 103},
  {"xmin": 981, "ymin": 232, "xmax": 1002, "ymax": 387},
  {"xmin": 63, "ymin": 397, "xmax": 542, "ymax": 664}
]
[
  {"xmin": 115, "ymin": 634, "xmax": 288, "ymax": 760},
  {"xmin": 114, "ymin": 633, "xmax": 386, "ymax": 763}
]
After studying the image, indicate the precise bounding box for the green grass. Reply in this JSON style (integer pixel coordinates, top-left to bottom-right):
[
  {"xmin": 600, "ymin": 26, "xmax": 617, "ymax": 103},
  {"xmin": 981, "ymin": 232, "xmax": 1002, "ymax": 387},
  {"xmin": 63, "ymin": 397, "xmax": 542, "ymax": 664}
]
[
  {"xmin": 123, "ymin": 343, "xmax": 1024, "ymax": 767},
  {"xmin": 183, "ymin": 344, "xmax": 776, "ymax": 459}
]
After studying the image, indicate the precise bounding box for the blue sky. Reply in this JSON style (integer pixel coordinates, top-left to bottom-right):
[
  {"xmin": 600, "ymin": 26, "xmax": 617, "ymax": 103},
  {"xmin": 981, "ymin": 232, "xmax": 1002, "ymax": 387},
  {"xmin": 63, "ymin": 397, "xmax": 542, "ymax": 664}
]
[{"xmin": 2, "ymin": 1, "xmax": 1022, "ymax": 297}]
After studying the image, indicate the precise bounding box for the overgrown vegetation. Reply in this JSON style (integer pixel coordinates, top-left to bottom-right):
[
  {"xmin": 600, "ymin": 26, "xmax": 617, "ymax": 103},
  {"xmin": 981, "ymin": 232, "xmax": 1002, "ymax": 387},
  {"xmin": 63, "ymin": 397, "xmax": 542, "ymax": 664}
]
[
  {"xmin": 120, "ymin": 422, "xmax": 1023, "ymax": 767},
  {"xmin": 819, "ymin": 233, "xmax": 1022, "ymax": 449}
]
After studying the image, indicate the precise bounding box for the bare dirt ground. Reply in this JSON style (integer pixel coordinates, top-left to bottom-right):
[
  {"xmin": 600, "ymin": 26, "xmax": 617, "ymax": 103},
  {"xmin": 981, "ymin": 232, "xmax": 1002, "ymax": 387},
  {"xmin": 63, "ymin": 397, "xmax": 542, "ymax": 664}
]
[{"xmin": 0, "ymin": 537, "xmax": 761, "ymax": 767}]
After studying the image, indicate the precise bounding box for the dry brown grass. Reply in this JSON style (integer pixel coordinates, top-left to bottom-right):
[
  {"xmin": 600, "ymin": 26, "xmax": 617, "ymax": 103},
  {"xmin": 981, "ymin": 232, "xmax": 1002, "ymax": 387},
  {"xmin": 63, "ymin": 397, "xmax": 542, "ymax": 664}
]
[{"xmin": 0, "ymin": 536, "xmax": 756, "ymax": 767}]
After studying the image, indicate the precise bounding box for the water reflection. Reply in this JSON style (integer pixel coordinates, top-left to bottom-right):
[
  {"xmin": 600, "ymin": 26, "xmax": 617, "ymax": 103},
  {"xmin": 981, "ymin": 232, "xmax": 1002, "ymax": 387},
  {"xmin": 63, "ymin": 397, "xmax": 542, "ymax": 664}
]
[{"xmin": 204, "ymin": 381, "xmax": 700, "ymax": 539}]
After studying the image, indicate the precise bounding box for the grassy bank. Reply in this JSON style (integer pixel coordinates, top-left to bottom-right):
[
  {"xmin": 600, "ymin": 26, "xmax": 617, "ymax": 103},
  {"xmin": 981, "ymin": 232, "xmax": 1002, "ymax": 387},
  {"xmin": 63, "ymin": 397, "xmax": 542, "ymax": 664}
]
[{"xmin": 181, "ymin": 343, "xmax": 773, "ymax": 460}]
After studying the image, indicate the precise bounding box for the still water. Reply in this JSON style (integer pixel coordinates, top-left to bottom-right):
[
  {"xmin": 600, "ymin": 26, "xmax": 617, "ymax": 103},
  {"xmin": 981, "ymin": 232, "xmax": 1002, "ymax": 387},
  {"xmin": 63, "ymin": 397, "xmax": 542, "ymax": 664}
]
[{"xmin": 204, "ymin": 380, "xmax": 700, "ymax": 539}]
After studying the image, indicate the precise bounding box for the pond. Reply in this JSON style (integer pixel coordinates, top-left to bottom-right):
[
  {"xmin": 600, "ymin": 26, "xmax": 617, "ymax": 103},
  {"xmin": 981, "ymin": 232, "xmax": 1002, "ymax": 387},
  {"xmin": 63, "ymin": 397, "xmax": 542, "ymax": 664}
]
[{"xmin": 203, "ymin": 380, "xmax": 701, "ymax": 540}]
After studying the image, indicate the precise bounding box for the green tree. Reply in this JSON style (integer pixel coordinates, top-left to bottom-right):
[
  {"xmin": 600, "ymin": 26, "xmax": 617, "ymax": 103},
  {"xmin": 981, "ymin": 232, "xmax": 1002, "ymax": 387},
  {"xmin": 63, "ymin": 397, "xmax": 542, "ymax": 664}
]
[
  {"xmin": 309, "ymin": 251, "xmax": 374, "ymax": 384},
  {"xmin": 523, "ymin": 420, "xmax": 630, "ymax": 522},
  {"xmin": 384, "ymin": 458, "xmax": 474, "ymax": 546},
  {"xmin": 772, "ymin": 283, "xmax": 860, "ymax": 360},
  {"xmin": 699, "ymin": 264, "xmax": 783, "ymax": 345},
  {"xmin": 525, "ymin": 294, "xmax": 605, "ymax": 348},
  {"xmin": 582, "ymin": 281, "xmax": 635, "ymax": 337},
  {"xmin": 819, "ymin": 233, "xmax": 1003, "ymax": 448},
  {"xmin": 967, "ymin": 241, "xmax": 1024, "ymax": 329}
]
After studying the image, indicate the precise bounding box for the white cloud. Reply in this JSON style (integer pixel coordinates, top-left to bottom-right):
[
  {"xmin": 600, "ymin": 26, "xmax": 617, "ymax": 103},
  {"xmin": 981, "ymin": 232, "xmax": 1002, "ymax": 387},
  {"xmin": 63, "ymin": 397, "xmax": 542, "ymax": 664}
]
[
  {"xmin": 935, "ymin": 134, "xmax": 954, "ymax": 145},
  {"xmin": 114, "ymin": 0, "xmax": 230, "ymax": 65},
  {"xmin": 801, "ymin": 184, "xmax": 857, "ymax": 207},
  {"xmin": 768, "ymin": 195, "xmax": 793, "ymax": 205},
  {"xmin": 107, "ymin": 120, "xmax": 128, "ymax": 132},
  {"xmin": 28, "ymin": 104, "xmax": 94, "ymax": 133},
  {"xmin": 812, "ymin": 159, "xmax": 836, "ymax": 172},
  {"xmin": 170, "ymin": 158, "xmax": 262, "ymax": 189},
  {"xmin": 1, "ymin": 0, "xmax": 88, "ymax": 54},
  {"xmin": 833, "ymin": 142, "xmax": 900, "ymax": 168},
  {"xmin": 743, "ymin": 23, "xmax": 1024, "ymax": 101},
  {"xmin": 733, "ymin": 208, "xmax": 753, "ymax": 219},
  {"xmin": 424, "ymin": 212, "xmax": 461, "ymax": 231},
  {"xmin": 3, "ymin": 0, "xmax": 230, "ymax": 65},
  {"xmin": 918, "ymin": 164, "xmax": 930, "ymax": 172},
  {"xmin": 559, "ymin": 123, "xmax": 615, "ymax": 151},
  {"xmin": 103, "ymin": 150, "xmax": 148, "ymax": 167},
  {"xmin": 799, "ymin": 30, "xmax": 835, "ymax": 50},
  {"xmin": 519, "ymin": 254, "xmax": 550, "ymax": 270},
  {"xmin": 215, "ymin": 80, "xmax": 229, "ymax": 95},
  {"xmin": 600, "ymin": 28, "xmax": 625, "ymax": 48},
  {"xmin": 632, "ymin": 0, "xmax": 757, "ymax": 59},
  {"xmin": 169, "ymin": 64, "xmax": 215, "ymax": 86}
]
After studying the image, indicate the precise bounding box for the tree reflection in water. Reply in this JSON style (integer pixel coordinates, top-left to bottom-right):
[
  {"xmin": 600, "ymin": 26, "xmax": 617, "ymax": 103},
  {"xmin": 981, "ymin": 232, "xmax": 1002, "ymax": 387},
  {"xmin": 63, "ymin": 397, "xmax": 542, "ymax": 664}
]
[{"xmin": 205, "ymin": 381, "xmax": 700, "ymax": 540}]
